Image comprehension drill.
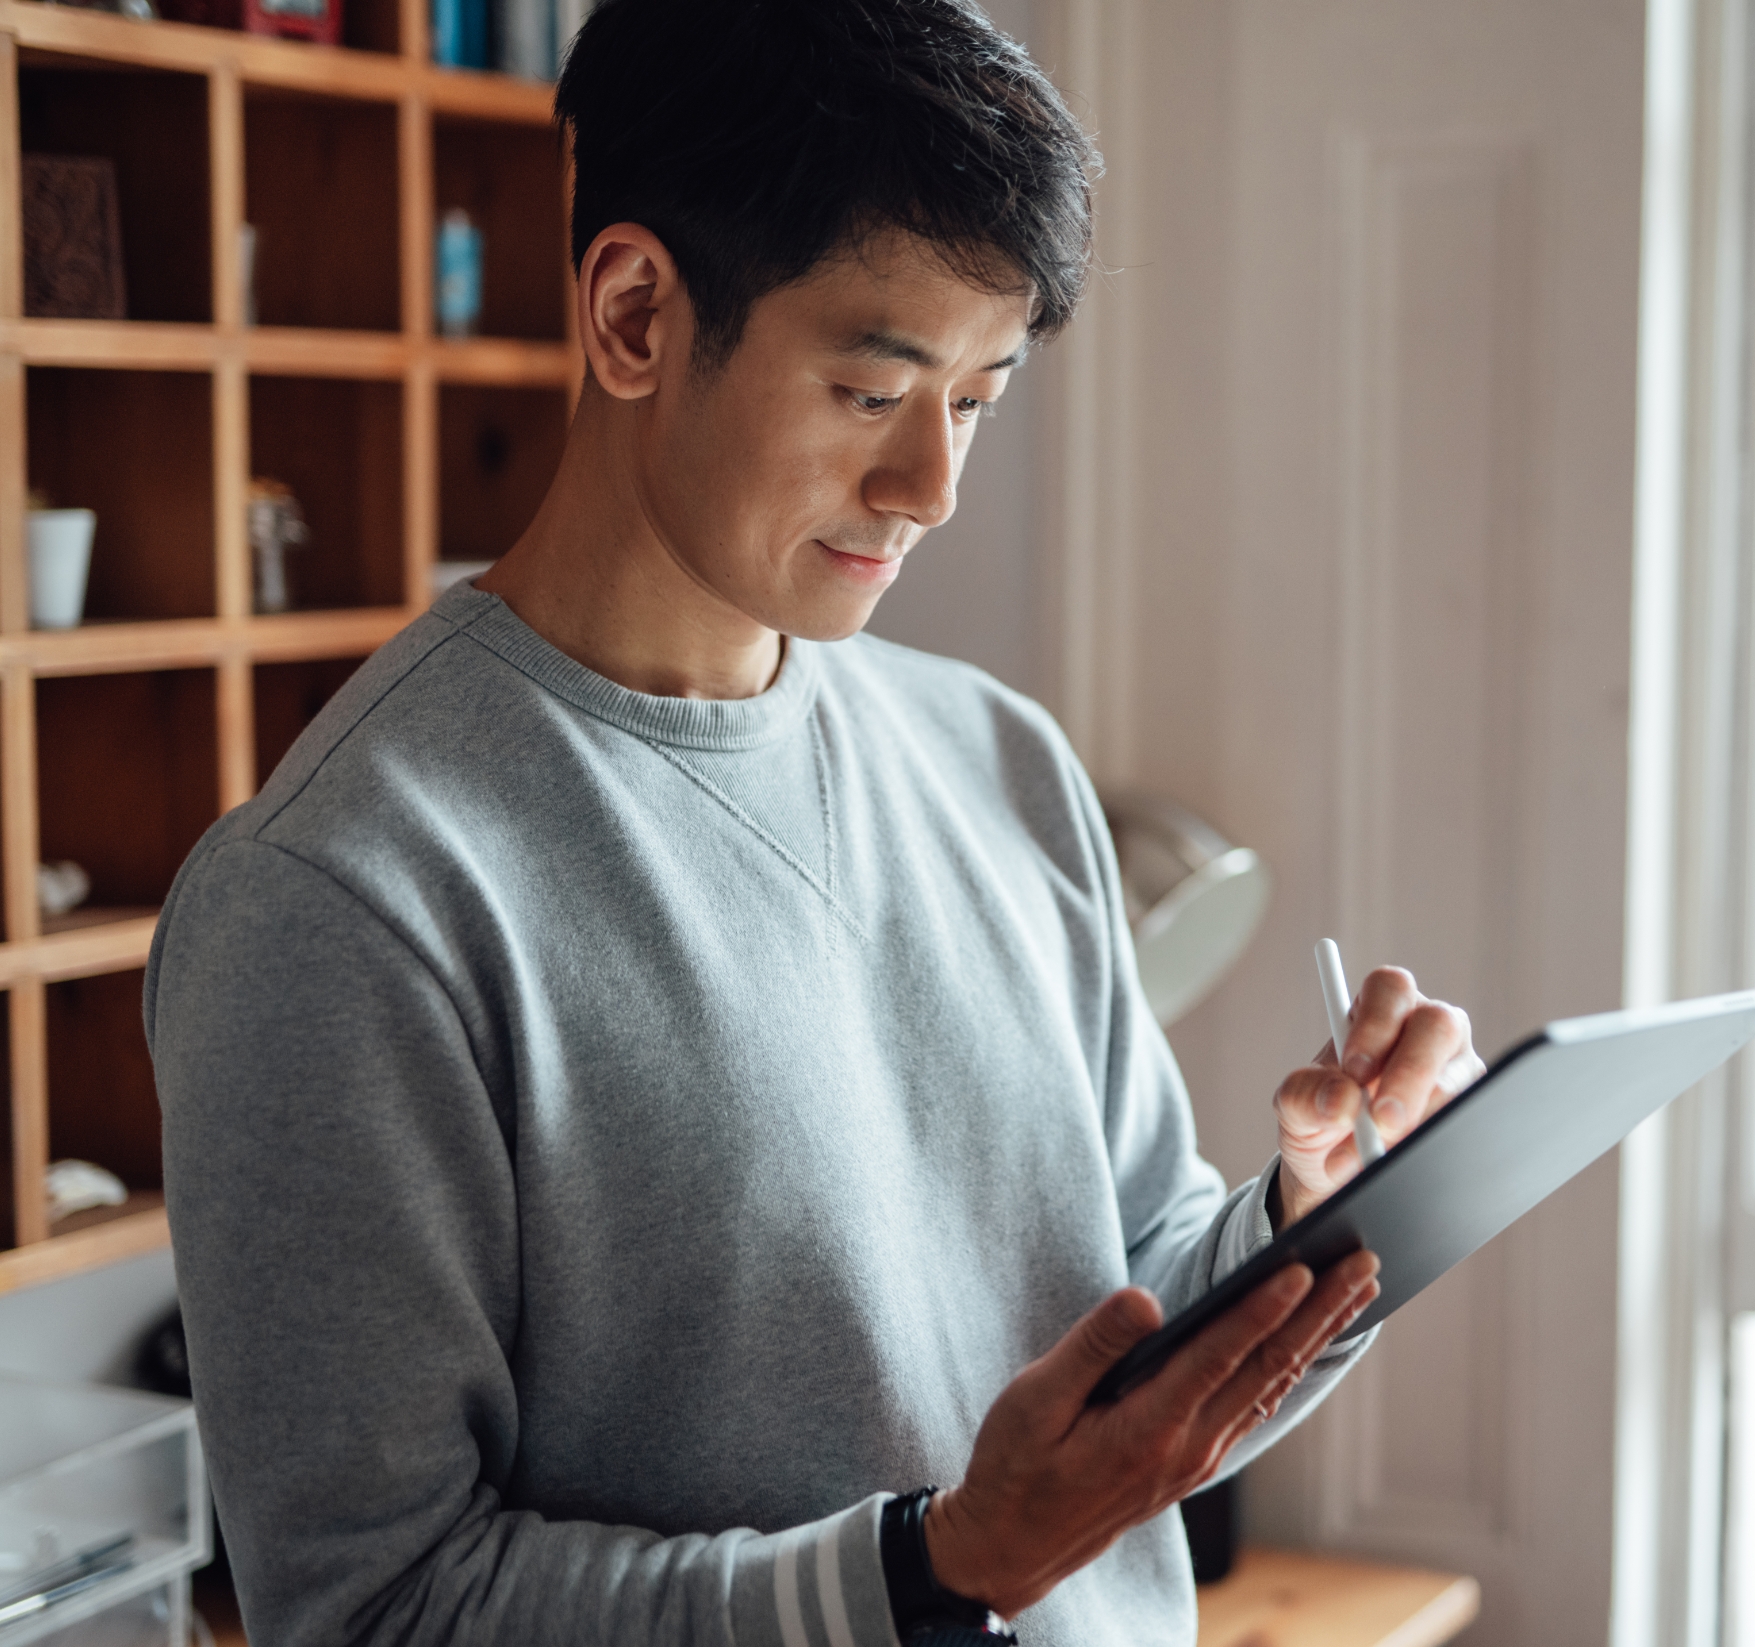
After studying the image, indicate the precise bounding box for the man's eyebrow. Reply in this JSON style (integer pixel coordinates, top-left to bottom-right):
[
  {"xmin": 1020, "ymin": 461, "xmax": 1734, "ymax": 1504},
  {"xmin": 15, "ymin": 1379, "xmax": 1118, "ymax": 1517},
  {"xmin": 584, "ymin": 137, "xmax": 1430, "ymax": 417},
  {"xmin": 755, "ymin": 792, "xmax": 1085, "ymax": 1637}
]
[{"xmin": 834, "ymin": 328, "xmax": 1025, "ymax": 373}]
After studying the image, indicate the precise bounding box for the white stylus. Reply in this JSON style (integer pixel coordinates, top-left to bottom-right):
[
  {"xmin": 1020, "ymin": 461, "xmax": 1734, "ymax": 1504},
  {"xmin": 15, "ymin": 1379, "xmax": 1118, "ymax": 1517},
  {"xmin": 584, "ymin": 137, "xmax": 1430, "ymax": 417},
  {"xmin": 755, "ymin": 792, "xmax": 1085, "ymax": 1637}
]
[{"xmin": 1316, "ymin": 938, "xmax": 1385, "ymax": 1164}]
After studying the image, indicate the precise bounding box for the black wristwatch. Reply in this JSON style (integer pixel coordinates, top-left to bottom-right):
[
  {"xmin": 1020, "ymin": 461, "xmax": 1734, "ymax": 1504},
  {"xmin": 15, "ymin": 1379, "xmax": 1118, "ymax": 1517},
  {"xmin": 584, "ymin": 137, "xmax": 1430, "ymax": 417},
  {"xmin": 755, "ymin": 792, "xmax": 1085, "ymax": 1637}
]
[{"xmin": 879, "ymin": 1488, "xmax": 1017, "ymax": 1644}]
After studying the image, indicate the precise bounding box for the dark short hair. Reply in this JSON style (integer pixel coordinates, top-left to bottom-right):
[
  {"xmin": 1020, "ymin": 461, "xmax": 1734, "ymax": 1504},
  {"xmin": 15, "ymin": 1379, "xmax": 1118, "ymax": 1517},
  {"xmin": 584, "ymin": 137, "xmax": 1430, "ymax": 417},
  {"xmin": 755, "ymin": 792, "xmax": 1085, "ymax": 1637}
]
[{"xmin": 554, "ymin": 0, "xmax": 1098, "ymax": 368}]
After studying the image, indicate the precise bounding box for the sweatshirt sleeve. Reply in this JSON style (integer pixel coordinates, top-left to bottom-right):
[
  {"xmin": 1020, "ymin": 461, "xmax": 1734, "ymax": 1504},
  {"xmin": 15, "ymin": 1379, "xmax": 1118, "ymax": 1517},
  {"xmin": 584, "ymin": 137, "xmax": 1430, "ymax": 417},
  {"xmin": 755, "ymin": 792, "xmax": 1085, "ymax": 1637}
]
[
  {"xmin": 1060, "ymin": 764, "xmax": 1373, "ymax": 1453},
  {"xmin": 146, "ymin": 838, "xmax": 900, "ymax": 1647}
]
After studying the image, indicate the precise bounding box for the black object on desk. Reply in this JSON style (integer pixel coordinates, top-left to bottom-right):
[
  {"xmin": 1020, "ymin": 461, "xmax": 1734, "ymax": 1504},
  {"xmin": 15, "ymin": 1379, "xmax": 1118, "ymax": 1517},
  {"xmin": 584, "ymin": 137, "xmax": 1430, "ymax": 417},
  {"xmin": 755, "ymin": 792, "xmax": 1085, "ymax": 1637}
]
[{"xmin": 1181, "ymin": 1476, "xmax": 1238, "ymax": 1584}]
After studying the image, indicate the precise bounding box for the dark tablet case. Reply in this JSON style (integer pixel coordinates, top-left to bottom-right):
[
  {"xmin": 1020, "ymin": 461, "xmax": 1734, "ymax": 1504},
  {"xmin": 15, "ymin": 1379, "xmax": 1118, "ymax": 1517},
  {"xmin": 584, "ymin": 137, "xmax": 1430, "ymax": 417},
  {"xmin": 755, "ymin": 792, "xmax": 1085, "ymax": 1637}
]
[{"xmin": 1089, "ymin": 989, "xmax": 1755, "ymax": 1406}]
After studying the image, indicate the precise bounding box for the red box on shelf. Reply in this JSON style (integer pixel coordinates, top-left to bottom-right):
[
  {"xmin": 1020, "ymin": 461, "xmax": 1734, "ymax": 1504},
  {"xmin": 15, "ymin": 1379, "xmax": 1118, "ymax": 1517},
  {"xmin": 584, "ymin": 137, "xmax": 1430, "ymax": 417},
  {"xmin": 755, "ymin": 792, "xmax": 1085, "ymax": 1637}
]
[{"xmin": 244, "ymin": 0, "xmax": 342, "ymax": 46}]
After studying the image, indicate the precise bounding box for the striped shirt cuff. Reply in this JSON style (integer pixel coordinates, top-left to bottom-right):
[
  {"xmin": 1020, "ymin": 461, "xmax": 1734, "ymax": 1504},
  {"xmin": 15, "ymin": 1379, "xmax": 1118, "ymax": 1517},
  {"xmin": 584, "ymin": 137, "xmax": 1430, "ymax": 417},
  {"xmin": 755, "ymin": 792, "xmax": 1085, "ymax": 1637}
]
[
  {"xmin": 1213, "ymin": 1151, "xmax": 1378, "ymax": 1364},
  {"xmin": 730, "ymin": 1492, "xmax": 900, "ymax": 1647},
  {"xmin": 1213, "ymin": 1153, "xmax": 1280, "ymax": 1282}
]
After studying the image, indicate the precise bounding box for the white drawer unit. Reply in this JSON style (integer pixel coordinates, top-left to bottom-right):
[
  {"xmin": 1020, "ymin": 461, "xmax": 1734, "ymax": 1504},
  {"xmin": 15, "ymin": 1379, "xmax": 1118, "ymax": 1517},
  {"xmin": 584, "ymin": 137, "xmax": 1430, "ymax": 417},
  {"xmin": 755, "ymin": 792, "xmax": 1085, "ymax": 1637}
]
[{"xmin": 0, "ymin": 1378, "xmax": 208, "ymax": 1647}]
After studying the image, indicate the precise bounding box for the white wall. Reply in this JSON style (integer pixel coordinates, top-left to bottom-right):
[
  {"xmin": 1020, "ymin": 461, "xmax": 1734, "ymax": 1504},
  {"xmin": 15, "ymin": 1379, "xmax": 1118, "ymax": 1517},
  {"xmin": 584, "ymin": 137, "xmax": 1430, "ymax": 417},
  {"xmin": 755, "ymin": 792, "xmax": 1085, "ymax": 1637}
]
[
  {"xmin": 0, "ymin": 1247, "xmax": 178, "ymax": 1384},
  {"xmin": 1066, "ymin": 2, "xmax": 1641, "ymax": 1641}
]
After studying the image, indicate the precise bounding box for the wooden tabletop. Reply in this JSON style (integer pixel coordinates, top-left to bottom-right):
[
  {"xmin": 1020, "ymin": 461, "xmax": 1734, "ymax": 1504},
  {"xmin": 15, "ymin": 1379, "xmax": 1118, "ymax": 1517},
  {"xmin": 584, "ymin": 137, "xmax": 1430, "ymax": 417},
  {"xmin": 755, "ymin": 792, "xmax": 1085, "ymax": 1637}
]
[{"xmin": 1198, "ymin": 1548, "xmax": 1480, "ymax": 1647}]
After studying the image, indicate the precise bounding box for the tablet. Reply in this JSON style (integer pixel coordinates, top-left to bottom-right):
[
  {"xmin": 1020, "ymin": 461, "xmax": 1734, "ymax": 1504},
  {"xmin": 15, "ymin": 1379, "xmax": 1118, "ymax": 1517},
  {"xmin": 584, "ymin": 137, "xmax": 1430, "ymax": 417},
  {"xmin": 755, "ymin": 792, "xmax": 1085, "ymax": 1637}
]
[{"xmin": 1088, "ymin": 989, "xmax": 1755, "ymax": 1406}]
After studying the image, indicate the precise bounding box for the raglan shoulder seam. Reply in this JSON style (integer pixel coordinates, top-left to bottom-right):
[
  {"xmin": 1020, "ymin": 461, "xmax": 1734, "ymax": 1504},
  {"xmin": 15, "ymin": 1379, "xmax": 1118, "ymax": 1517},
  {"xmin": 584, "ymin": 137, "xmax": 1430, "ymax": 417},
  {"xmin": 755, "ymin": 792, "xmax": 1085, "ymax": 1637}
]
[{"xmin": 244, "ymin": 606, "xmax": 487, "ymax": 840}]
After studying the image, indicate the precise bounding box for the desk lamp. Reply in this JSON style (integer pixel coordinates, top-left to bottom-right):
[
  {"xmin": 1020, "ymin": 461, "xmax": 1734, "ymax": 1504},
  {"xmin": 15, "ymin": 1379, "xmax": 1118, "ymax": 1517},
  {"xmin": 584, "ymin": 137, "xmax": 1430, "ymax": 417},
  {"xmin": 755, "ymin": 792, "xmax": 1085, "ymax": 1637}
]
[{"xmin": 1100, "ymin": 792, "xmax": 1272, "ymax": 1026}]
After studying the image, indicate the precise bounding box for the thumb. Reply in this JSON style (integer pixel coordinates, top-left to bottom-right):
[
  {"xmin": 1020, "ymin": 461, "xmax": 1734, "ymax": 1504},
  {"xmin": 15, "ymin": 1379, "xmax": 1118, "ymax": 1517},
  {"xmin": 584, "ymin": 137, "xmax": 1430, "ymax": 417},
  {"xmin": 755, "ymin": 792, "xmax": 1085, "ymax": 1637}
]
[{"xmin": 1024, "ymin": 1287, "xmax": 1164, "ymax": 1421}]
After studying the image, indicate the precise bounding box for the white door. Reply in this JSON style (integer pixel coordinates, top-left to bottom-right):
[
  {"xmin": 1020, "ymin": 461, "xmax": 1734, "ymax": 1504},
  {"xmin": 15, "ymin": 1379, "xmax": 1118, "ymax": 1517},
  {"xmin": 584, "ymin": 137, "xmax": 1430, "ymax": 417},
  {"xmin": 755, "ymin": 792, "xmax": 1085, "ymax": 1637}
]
[{"xmin": 1033, "ymin": 2, "xmax": 1646, "ymax": 1641}]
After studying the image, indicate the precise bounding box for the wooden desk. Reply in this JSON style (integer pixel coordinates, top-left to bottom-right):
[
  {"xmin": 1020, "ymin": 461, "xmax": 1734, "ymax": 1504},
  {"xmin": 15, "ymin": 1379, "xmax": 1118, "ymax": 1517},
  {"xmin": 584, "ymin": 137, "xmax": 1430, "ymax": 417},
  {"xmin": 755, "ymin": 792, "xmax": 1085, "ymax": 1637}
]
[{"xmin": 1199, "ymin": 1548, "xmax": 1480, "ymax": 1647}]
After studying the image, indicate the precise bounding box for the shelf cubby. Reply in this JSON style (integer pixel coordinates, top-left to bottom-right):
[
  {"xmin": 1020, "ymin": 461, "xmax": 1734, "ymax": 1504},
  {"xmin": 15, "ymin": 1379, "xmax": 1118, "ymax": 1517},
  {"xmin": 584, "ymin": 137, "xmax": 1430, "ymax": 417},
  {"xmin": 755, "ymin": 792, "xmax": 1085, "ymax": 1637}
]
[
  {"xmin": 245, "ymin": 87, "xmax": 401, "ymax": 332},
  {"xmin": 434, "ymin": 115, "xmax": 569, "ymax": 342},
  {"xmin": 253, "ymin": 654, "xmax": 364, "ymax": 784},
  {"xmin": 18, "ymin": 55, "xmax": 213, "ymax": 325},
  {"xmin": 47, "ymin": 967, "xmax": 161, "ymax": 1202},
  {"xmin": 26, "ymin": 367, "xmax": 216, "ymax": 623},
  {"xmin": 36, "ymin": 670, "xmax": 220, "ymax": 915},
  {"xmin": 338, "ymin": 0, "xmax": 401, "ymax": 56},
  {"xmin": 249, "ymin": 376, "xmax": 405, "ymax": 610},
  {"xmin": 439, "ymin": 382, "xmax": 568, "ymax": 561}
]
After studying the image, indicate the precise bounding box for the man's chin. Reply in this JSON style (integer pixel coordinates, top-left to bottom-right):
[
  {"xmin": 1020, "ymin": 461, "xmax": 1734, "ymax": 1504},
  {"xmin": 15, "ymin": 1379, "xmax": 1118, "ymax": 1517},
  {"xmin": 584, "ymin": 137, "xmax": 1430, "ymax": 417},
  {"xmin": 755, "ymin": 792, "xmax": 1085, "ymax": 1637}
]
[{"xmin": 783, "ymin": 589, "xmax": 892, "ymax": 645}]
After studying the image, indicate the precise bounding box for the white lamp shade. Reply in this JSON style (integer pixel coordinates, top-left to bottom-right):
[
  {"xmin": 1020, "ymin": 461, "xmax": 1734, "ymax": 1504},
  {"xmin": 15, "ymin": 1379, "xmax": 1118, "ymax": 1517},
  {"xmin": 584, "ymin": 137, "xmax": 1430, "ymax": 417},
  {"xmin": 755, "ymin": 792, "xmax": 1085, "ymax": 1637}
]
[
  {"xmin": 1132, "ymin": 847, "xmax": 1272, "ymax": 1023},
  {"xmin": 1101, "ymin": 793, "xmax": 1273, "ymax": 1025}
]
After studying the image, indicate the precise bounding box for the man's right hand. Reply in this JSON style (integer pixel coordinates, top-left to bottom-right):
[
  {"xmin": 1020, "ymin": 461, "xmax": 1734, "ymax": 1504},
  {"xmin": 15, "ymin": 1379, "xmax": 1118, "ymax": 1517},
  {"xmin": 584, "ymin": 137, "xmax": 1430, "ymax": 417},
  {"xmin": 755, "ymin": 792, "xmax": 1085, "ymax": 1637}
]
[{"xmin": 922, "ymin": 1250, "xmax": 1381, "ymax": 1621}]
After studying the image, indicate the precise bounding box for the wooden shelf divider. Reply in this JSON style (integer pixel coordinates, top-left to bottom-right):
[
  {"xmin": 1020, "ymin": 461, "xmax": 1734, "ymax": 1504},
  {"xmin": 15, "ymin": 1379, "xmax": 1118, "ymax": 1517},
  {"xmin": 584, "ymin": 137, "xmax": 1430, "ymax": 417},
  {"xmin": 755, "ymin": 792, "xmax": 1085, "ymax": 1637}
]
[
  {"xmin": 0, "ymin": 912, "xmax": 158, "ymax": 991},
  {"xmin": 0, "ymin": 0, "xmax": 581, "ymax": 1291},
  {"xmin": 8, "ymin": 978, "xmax": 46, "ymax": 1247},
  {"xmin": 0, "ymin": 1198, "xmax": 169, "ymax": 1294},
  {"xmin": 0, "ymin": 32, "xmax": 18, "ymax": 326},
  {"xmin": 0, "ymin": 320, "xmax": 574, "ymax": 384}
]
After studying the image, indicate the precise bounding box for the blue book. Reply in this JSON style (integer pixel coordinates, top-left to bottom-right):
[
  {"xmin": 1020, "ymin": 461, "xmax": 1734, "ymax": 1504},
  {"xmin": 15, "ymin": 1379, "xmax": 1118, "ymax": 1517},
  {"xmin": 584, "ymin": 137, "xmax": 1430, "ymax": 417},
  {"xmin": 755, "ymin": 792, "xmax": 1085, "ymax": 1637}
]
[{"xmin": 432, "ymin": 0, "xmax": 489, "ymax": 69}]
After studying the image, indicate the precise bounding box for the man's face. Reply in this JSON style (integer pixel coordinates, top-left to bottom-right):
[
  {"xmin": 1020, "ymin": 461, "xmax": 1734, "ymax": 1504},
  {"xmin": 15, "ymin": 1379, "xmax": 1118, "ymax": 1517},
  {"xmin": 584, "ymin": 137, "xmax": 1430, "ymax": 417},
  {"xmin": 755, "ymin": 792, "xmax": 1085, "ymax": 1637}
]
[{"xmin": 630, "ymin": 232, "xmax": 1032, "ymax": 643}]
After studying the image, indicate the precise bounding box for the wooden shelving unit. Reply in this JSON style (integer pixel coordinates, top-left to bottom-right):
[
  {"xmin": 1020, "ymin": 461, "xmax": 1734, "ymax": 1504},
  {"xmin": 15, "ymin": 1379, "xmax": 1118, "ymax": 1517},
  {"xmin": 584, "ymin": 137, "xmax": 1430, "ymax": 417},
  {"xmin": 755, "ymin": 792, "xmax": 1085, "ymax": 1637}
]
[{"xmin": 0, "ymin": 0, "xmax": 578, "ymax": 1292}]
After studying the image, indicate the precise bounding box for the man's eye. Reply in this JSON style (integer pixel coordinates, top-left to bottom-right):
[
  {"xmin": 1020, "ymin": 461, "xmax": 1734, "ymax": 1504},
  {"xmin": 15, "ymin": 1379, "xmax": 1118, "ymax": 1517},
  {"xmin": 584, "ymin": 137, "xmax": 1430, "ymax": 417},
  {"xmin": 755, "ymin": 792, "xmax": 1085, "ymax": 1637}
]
[
  {"xmin": 851, "ymin": 391, "xmax": 900, "ymax": 413},
  {"xmin": 955, "ymin": 397, "xmax": 993, "ymax": 420}
]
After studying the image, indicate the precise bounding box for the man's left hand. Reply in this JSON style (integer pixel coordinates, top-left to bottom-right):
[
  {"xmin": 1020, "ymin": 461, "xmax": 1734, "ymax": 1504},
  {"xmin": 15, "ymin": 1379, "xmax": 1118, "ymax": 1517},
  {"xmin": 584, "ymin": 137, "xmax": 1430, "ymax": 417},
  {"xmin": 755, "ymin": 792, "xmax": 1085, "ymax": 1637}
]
[{"xmin": 1270, "ymin": 966, "xmax": 1484, "ymax": 1228}]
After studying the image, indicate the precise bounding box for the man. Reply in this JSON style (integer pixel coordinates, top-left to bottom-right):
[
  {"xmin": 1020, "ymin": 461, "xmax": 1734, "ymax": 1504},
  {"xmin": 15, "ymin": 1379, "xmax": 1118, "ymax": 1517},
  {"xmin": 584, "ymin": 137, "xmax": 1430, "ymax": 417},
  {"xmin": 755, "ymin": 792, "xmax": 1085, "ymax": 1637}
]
[{"xmin": 147, "ymin": 1, "xmax": 1482, "ymax": 1643}]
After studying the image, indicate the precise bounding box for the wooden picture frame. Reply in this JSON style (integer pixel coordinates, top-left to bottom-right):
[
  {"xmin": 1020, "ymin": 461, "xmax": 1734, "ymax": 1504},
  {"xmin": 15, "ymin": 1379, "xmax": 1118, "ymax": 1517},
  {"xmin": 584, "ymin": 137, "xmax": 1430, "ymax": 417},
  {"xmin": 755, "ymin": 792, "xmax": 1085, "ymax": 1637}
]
[{"xmin": 22, "ymin": 155, "xmax": 126, "ymax": 321}]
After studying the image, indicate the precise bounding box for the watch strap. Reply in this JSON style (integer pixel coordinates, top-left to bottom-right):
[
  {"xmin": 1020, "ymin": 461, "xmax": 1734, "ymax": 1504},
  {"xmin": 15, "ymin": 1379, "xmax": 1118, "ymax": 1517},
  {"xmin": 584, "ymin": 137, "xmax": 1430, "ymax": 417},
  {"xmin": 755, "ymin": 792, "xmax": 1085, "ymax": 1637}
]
[
  {"xmin": 879, "ymin": 1488, "xmax": 1015, "ymax": 1642},
  {"xmin": 899, "ymin": 1632, "xmax": 1016, "ymax": 1647}
]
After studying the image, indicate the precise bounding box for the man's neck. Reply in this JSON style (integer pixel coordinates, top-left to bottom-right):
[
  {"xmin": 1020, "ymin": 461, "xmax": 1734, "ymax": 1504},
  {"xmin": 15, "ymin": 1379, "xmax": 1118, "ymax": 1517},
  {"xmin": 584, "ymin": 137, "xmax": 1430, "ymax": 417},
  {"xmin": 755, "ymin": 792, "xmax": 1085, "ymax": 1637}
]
[{"xmin": 475, "ymin": 396, "xmax": 785, "ymax": 702}]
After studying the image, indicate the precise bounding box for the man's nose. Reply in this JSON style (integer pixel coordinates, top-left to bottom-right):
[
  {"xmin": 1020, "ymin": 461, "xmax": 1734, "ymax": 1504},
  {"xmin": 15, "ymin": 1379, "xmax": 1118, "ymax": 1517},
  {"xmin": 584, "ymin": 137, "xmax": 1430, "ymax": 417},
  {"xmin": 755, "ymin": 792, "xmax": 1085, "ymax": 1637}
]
[{"xmin": 864, "ymin": 406, "xmax": 960, "ymax": 529}]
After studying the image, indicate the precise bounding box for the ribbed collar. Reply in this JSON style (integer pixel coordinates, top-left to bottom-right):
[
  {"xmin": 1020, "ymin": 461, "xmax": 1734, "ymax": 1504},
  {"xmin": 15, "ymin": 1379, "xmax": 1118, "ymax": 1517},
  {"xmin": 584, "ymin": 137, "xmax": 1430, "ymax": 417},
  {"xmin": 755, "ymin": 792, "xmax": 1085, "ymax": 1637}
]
[{"xmin": 431, "ymin": 581, "xmax": 822, "ymax": 752}]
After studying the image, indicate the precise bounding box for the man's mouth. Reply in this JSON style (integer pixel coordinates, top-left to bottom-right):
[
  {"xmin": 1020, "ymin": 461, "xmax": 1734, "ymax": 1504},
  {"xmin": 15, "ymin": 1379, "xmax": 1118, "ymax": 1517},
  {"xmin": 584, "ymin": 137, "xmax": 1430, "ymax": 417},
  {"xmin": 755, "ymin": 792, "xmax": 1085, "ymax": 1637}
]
[{"xmin": 815, "ymin": 541, "xmax": 904, "ymax": 586}]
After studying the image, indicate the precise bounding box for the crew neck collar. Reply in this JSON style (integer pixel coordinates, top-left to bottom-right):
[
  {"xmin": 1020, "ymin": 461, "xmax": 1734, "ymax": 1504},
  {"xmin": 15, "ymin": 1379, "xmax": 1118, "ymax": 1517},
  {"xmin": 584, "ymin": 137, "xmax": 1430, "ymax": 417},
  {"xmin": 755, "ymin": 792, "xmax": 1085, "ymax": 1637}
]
[{"xmin": 432, "ymin": 580, "xmax": 821, "ymax": 752}]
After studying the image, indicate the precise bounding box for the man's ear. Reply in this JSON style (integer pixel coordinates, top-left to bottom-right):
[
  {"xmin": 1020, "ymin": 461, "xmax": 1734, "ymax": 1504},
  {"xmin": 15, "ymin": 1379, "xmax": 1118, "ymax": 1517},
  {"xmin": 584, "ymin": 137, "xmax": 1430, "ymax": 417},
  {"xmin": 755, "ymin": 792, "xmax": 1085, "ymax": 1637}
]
[{"xmin": 576, "ymin": 223, "xmax": 692, "ymax": 400}]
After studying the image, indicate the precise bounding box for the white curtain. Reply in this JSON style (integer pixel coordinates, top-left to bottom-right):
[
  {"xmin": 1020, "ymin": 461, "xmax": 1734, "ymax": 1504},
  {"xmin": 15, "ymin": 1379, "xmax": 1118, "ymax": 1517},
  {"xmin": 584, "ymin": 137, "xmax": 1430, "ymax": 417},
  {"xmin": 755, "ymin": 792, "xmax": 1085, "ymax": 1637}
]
[{"xmin": 1617, "ymin": 0, "xmax": 1755, "ymax": 1641}]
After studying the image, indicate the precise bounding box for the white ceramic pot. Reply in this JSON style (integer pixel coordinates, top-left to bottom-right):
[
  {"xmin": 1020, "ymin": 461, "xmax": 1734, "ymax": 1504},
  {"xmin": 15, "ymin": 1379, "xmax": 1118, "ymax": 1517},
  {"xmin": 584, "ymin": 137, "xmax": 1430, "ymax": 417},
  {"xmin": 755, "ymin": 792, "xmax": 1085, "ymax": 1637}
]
[{"xmin": 27, "ymin": 508, "xmax": 95, "ymax": 629}]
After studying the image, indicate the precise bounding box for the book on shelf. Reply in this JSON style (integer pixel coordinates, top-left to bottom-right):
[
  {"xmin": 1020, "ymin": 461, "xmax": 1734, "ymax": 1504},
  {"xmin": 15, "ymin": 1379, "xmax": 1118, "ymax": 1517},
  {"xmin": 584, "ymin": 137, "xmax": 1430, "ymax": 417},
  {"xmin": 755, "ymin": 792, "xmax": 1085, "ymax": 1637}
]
[
  {"xmin": 435, "ymin": 0, "xmax": 588, "ymax": 78},
  {"xmin": 500, "ymin": 0, "xmax": 555, "ymax": 80}
]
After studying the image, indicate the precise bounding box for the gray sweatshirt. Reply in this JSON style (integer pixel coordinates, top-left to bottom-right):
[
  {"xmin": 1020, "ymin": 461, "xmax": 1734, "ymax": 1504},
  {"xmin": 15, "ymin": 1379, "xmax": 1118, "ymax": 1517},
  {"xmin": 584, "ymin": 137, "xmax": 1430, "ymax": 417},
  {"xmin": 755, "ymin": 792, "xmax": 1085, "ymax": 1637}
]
[{"xmin": 146, "ymin": 582, "xmax": 1366, "ymax": 1647}]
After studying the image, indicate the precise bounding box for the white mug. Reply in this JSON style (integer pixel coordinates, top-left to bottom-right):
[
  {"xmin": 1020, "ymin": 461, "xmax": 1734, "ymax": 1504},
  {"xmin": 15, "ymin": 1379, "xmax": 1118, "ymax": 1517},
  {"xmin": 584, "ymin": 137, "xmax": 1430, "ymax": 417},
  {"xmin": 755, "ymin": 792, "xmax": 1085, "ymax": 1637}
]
[{"xmin": 27, "ymin": 508, "xmax": 95, "ymax": 629}]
